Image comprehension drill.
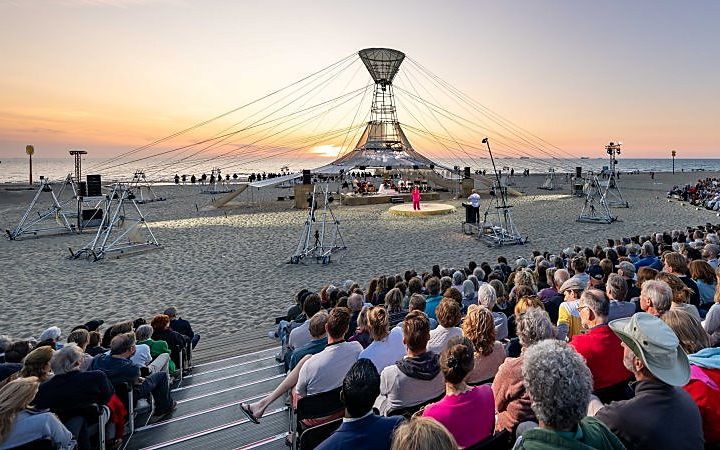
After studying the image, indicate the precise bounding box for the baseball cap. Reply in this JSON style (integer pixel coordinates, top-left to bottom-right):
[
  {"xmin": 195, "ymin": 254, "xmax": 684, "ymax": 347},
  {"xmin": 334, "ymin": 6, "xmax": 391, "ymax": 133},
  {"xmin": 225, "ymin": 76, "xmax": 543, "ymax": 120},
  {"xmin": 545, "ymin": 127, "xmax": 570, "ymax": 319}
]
[
  {"xmin": 587, "ymin": 265, "xmax": 604, "ymax": 281},
  {"xmin": 616, "ymin": 261, "xmax": 636, "ymax": 275}
]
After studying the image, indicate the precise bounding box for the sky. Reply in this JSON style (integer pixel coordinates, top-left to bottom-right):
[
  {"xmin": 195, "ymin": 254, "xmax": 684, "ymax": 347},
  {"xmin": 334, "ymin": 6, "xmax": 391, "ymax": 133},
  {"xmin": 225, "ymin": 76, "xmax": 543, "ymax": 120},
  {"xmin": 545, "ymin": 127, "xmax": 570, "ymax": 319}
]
[{"xmin": 0, "ymin": 0, "xmax": 718, "ymax": 163}]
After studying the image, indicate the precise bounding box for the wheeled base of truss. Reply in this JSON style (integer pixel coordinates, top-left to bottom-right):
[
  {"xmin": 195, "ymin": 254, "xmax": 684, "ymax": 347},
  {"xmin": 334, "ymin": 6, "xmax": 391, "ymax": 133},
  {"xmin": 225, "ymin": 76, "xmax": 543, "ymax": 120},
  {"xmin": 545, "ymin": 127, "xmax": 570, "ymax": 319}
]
[{"xmin": 290, "ymin": 183, "xmax": 347, "ymax": 265}]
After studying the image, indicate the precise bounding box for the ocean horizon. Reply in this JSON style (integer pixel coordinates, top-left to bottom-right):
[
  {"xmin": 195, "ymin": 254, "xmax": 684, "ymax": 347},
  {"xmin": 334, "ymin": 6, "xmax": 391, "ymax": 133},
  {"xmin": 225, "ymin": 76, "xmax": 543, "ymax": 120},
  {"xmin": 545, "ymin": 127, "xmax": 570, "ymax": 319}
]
[{"xmin": 1, "ymin": 156, "xmax": 718, "ymax": 184}]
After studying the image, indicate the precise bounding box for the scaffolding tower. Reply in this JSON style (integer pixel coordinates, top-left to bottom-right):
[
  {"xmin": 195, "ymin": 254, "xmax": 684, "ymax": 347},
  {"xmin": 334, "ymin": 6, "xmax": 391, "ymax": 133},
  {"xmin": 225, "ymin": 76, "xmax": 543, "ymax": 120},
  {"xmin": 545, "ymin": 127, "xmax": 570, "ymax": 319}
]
[
  {"xmin": 130, "ymin": 170, "xmax": 166, "ymax": 204},
  {"xmin": 577, "ymin": 176, "xmax": 617, "ymax": 224},
  {"xmin": 290, "ymin": 183, "xmax": 347, "ymax": 265},
  {"xmin": 5, "ymin": 178, "xmax": 77, "ymax": 240},
  {"xmin": 603, "ymin": 141, "xmax": 629, "ymax": 208}
]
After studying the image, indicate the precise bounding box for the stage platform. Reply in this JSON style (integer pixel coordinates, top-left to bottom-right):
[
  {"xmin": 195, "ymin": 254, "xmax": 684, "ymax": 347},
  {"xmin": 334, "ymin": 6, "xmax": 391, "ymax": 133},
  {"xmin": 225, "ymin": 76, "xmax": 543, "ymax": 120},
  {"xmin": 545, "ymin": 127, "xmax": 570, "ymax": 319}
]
[
  {"xmin": 341, "ymin": 191, "xmax": 440, "ymax": 206},
  {"xmin": 388, "ymin": 203, "xmax": 456, "ymax": 217}
]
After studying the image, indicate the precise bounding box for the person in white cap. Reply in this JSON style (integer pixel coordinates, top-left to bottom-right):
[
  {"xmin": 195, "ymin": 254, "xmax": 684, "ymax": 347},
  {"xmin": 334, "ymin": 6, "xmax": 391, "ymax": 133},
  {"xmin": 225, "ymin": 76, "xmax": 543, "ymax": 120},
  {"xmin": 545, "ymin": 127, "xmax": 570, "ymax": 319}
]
[
  {"xmin": 593, "ymin": 312, "xmax": 704, "ymax": 450},
  {"xmin": 556, "ymin": 277, "xmax": 586, "ymax": 341}
]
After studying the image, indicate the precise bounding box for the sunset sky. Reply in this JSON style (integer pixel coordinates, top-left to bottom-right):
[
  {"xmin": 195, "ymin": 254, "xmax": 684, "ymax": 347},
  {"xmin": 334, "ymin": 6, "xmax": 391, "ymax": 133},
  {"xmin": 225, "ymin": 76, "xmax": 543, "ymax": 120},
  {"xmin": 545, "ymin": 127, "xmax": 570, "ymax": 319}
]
[{"xmin": 0, "ymin": 0, "xmax": 718, "ymax": 163}]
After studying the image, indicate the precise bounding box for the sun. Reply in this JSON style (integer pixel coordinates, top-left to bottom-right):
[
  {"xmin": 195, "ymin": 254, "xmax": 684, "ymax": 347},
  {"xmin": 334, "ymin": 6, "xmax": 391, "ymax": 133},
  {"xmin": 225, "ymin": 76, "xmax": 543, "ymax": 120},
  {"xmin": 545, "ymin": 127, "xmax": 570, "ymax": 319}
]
[{"xmin": 310, "ymin": 145, "xmax": 340, "ymax": 157}]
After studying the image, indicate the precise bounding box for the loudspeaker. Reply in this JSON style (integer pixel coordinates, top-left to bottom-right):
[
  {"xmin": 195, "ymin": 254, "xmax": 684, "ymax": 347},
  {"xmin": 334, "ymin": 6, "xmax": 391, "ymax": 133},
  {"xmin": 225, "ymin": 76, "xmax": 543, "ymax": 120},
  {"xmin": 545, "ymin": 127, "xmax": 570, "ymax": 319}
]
[
  {"xmin": 464, "ymin": 166, "xmax": 471, "ymax": 178},
  {"xmin": 86, "ymin": 175, "xmax": 102, "ymax": 196},
  {"xmin": 302, "ymin": 169, "xmax": 311, "ymax": 185},
  {"xmin": 413, "ymin": 165, "xmax": 419, "ymax": 170},
  {"xmin": 359, "ymin": 165, "xmax": 366, "ymax": 170},
  {"xmin": 78, "ymin": 181, "xmax": 87, "ymax": 197},
  {"xmin": 575, "ymin": 167, "xmax": 582, "ymax": 178},
  {"xmin": 430, "ymin": 164, "xmax": 435, "ymax": 170},
  {"xmin": 385, "ymin": 165, "xmax": 392, "ymax": 171},
  {"xmin": 82, "ymin": 208, "xmax": 103, "ymax": 221}
]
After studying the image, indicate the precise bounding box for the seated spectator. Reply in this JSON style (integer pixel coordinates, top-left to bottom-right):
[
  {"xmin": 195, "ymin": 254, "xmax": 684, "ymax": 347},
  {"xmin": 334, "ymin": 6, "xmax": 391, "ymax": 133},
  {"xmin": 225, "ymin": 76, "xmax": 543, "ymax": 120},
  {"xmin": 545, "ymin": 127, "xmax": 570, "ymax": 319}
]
[
  {"xmin": 90, "ymin": 333, "xmax": 176, "ymax": 418},
  {"xmin": 348, "ymin": 306, "xmax": 372, "ymax": 348},
  {"xmin": 36, "ymin": 327, "xmax": 62, "ymax": 350},
  {"xmin": 570, "ymin": 289, "xmax": 632, "ymax": 402},
  {"xmin": 65, "ymin": 329, "xmax": 94, "ymax": 371},
  {"xmin": 3, "ymin": 341, "xmax": 31, "ymax": 364},
  {"xmin": 616, "ymin": 261, "xmax": 641, "ymax": 300},
  {"xmin": 0, "ymin": 363, "xmax": 21, "ymax": 388},
  {"xmin": 656, "ymin": 272, "xmax": 701, "ymax": 320},
  {"xmin": 515, "ymin": 340, "xmax": 624, "ymax": 450},
  {"xmin": 541, "ymin": 269, "xmax": 569, "ymax": 323},
  {"xmin": 345, "ymin": 293, "xmax": 363, "ymax": 340},
  {"xmin": 427, "ymin": 299, "xmax": 462, "ymax": 354},
  {"xmin": 703, "ymin": 266, "xmax": 720, "ymax": 336},
  {"xmin": 493, "ymin": 308, "xmax": 553, "ymax": 436},
  {"xmin": 150, "ymin": 314, "xmax": 189, "ymax": 370},
  {"xmin": 639, "ymin": 279, "xmax": 673, "ymax": 317},
  {"xmin": 0, "ymin": 377, "xmax": 75, "ymax": 450},
  {"xmin": 462, "ymin": 305, "xmax": 505, "ymax": 384},
  {"xmin": 288, "ymin": 311, "xmax": 328, "ymax": 371},
  {"xmin": 423, "ymin": 277, "xmax": 442, "ymax": 320},
  {"xmin": 390, "ymin": 417, "xmax": 457, "ymax": 450},
  {"xmin": 404, "ymin": 294, "xmax": 437, "ymax": 330},
  {"xmin": 359, "ymin": 307, "xmax": 405, "ymax": 373},
  {"xmin": 478, "ymin": 283, "xmax": 509, "ymax": 340},
  {"xmin": 506, "ymin": 295, "xmax": 545, "ymax": 357},
  {"xmin": 537, "ymin": 267, "xmax": 559, "ymax": 301},
  {"xmin": 164, "ymin": 307, "xmax": 200, "ymax": 349},
  {"xmin": 422, "ymin": 337, "xmax": 494, "ymax": 448},
  {"xmin": 689, "ymin": 260, "xmax": 717, "ymax": 308},
  {"xmin": 375, "ymin": 311, "xmax": 444, "ymax": 415},
  {"xmin": 634, "ymin": 241, "xmax": 661, "ymax": 270},
  {"xmin": 85, "ymin": 332, "xmax": 106, "ymax": 357},
  {"xmin": 241, "ymin": 307, "xmax": 361, "ymax": 422},
  {"xmin": 662, "ymin": 309, "xmax": 720, "ymax": 446},
  {"xmin": 605, "ymin": 273, "xmax": 635, "ymax": 321},
  {"xmin": 556, "ymin": 277, "xmax": 586, "ymax": 341},
  {"xmin": 315, "ymin": 359, "xmax": 403, "ymax": 450},
  {"xmin": 135, "ymin": 325, "xmax": 174, "ymax": 375},
  {"xmin": 20, "ymin": 347, "xmax": 54, "ymax": 382},
  {"xmin": 101, "ymin": 321, "xmax": 133, "ymax": 349},
  {"xmin": 384, "ymin": 288, "xmax": 408, "ymax": 327},
  {"xmin": 0, "ymin": 336, "xmax": 12, "ymax": 364},
  {"xmin": 662, "ymin": 251, "xmax": 701, "ymax": 306},
  {"xmin": 460, "ymin": 279, "xmax": 476, "ymax": 311},
  {"xmin": 594, "ymin": 313, "xmax": 704, "ymax": 450},
  {"xmin": 288, "ymin": 294, "xmax": 322, "ymax": 351},
  {"xmin": 287, "ymin": 289, "xmax": 309, "ymax": 323},
  {"xmin": 33, "ymin": 344, "xmax": 116, "ymax": 449}
]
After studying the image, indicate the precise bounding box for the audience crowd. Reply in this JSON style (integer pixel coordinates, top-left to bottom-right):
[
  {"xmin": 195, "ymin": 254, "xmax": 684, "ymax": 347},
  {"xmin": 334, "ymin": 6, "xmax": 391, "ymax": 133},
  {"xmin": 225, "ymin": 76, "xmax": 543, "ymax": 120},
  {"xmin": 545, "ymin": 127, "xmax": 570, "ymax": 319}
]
[
  {"xmin": 668, "ymin": 178, "xmax": 720, "ymax": 211},
  {"xmin": 0, "ymin": 307, "xmax": 199, "ymax": 450},
  {"xmin": 252, "ymin": 222, "xmax": 720, "ymax": 449}
]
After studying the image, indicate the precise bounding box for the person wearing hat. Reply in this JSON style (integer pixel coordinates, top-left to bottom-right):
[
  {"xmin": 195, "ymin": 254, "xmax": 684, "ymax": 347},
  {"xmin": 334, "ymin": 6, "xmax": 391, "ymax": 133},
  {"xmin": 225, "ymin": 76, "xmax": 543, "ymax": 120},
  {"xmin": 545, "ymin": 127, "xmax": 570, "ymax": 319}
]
[
  {"xmin": 556, "ymin": 277, "xmax": 586, "ymax": 341},
  {"xmin": 593, "ymin": 313, "xmax": 704, "ymax": 450},
  {"xmin": 616, "ymin": 261, "xmax": 640, "ymax": 300},
  {"xmin": 587, "ymin": 265, "xmax": 606, "ymax": 291}
]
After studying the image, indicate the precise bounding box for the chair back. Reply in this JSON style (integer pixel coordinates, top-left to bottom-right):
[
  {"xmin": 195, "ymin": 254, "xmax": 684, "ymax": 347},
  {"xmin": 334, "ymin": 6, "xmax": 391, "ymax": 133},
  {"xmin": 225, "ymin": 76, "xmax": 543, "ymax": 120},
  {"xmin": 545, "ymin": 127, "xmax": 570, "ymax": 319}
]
[
  {"xmin": 468, "ymin": 377, "xmax": 494, "ymax": 387},
  {"xmin": 298, "ymin": 418, "xmax": 342, "ymax": 450},
  {"xmin": 7, "ymin": 439, "xmax": 57, "ymax": 450},
  {"xmin": 296, "ymin": 387, "xmax": 344, "ymax": 421},
  {"xmin": 465, "ymin": 430, "xmax": 511, "ymax": 450},
  {"xmin": 386, "ymin": 392, "xmax": 445, "ymax": 419}
]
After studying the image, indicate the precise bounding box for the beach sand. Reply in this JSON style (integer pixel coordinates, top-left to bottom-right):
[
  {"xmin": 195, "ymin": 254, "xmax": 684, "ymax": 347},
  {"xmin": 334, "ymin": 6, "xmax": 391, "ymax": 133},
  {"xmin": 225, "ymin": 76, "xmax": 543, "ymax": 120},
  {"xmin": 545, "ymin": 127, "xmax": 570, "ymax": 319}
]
[{"xmin": 1, "ymin": 170, "xmax": 718, "ymax": 340}]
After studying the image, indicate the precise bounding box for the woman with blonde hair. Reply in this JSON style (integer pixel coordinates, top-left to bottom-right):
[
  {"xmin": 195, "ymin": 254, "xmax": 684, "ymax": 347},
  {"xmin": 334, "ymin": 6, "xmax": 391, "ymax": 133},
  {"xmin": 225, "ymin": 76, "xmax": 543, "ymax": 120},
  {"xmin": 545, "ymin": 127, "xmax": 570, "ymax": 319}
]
[
  {"xmin": 19, "ymin": 346, "xmax": 54, "ymax": 382},
  {"xmin": 509, "ymin": 269, "xmax": 537, "ymax": 303},
  {"xmin": 688, "ymin": 260, "xmax": 717, "ymax": 307},
  {"xmin": 348, "ymin": 306, "xmax": 372, "ymax": 348},
  {"xmin": 359, "ymin": 306, "xmax": 405, "ymax": 372},
  {"xmin": 462, "ymin": 305, "xmax": 505, "ymax": 384},
  {"xmin": 662, "ymin": 309, "xmax": 720, "ymax": 445},
  {"xmin": 0, "ymin": 377, "xmax": 74, "ymax": 449},
  {"xmin": 656, "ymin": 272, "xmax": 701, "ymax": 320},
  {"xmin": 391, "ymin": 417, "xmax": 457, "ymax": 450}
]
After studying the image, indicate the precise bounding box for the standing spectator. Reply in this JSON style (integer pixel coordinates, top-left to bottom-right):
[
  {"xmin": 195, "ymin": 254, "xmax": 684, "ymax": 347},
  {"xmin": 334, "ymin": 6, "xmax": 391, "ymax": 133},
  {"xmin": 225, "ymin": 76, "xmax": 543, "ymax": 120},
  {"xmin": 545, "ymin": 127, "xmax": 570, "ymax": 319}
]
[
  {"xmin": 422, "ymin": 337, "xmax": 494, "ymax": 448},
  {"xmin": 594, "ymin": 313, "xmax": 704, "ymax": 450},
  {"xmin": 515, "ymin": 340, "xmax": 625, "ymax": 449},
  {"xmin": 315, "ymin": 359, "xmax": 402, "ymax": 450},
  {"xmin": 0, "ymin": 377, "xmax": 75, "ymax": 450}
]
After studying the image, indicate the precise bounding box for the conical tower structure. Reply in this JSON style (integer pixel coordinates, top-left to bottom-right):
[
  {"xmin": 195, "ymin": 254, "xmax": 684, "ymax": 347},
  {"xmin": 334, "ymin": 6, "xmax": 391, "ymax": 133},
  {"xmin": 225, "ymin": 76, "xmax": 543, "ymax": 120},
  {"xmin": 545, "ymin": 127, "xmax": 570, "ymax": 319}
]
[{"xmin": 328, "ymin": 48, "xmax": 443, "ymax": 170}]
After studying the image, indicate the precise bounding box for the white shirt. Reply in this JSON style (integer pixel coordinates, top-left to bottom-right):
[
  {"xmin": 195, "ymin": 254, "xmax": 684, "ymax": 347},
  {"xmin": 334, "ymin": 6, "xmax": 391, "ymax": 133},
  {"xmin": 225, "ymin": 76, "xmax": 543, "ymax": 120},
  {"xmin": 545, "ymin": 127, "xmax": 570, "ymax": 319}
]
[
  {"xmin": 288, "ymin": 321, "xmax": 312, "ymax": 350},
  {"xmin": 359, "ymin": 328, "xmax": 406, "ymax": 372},
  {"xmin": 427, "ymin": 325, "xmax": 462, "ymax": 354},
  {"xmin": 468, "ymin": 193, "xmax": 481, "ymax": 208},
  {"xmin": 131, "ymin": 344, "xmax": 152, "ymax": 367},
  {"xmin": 296, "ymin": 340, "xmax": 362, "ymax": 397}
]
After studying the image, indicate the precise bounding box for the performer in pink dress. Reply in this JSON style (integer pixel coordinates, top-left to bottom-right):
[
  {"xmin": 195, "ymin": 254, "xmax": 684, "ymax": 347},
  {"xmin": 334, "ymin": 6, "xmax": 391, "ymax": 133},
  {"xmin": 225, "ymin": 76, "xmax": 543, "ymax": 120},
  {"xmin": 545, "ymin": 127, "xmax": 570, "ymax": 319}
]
[{"xmin": 412, "ymin": 186, "xmax": 421, "ymax": 210}]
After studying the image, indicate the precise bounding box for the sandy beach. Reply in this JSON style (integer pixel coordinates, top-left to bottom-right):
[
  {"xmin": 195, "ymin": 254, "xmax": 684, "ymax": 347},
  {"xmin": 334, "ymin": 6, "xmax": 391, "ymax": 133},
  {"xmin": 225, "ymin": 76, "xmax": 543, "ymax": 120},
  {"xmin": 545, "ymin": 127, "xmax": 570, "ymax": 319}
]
[{"xmin": 1, "ymin": 170, "xmax": 719, "ymax": 340}]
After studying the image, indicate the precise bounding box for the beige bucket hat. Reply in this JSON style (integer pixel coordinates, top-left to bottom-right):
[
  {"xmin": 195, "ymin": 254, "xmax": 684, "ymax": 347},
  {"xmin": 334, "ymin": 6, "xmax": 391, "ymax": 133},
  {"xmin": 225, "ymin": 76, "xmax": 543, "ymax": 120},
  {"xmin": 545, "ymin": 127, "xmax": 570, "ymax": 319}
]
[{"xmin": 609, "ymin": 312, "xmax": 690, "ymax": 386}]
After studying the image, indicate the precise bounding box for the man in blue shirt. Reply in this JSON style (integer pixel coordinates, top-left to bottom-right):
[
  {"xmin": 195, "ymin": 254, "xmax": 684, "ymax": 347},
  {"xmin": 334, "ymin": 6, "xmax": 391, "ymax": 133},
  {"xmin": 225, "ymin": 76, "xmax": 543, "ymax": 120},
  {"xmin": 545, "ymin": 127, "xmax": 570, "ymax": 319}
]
[{"xmin": 316, "ymin": 359, "xmax": 403, "ymax": 450}]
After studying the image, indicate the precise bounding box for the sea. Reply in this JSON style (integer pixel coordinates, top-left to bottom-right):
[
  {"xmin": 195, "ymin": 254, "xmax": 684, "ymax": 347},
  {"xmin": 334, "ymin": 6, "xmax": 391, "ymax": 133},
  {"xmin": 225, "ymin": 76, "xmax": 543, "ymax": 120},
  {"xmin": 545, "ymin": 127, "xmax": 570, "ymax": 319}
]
[{"xmin": 1, "ymin": 157, "xmax": 719, "ymax": 184}]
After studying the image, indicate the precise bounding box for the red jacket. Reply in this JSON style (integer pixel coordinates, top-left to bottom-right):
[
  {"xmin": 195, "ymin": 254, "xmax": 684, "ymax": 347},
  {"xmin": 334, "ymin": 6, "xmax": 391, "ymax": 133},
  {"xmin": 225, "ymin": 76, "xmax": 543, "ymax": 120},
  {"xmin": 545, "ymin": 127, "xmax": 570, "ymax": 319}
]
[
  {"xmin": 685, "ymin": 365, "xmax": 720, "ymax": 444},
  {"xmin": 570, "ymin": 324, "xmax": 632, "ymax": 390}
]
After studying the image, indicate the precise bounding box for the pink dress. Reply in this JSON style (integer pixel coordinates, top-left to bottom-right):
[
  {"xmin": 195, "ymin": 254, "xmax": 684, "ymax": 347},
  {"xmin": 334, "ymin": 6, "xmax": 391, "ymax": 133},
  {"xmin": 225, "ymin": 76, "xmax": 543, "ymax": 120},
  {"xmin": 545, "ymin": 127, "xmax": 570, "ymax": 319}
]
[
  {"xmin": 422, "ymin": 385, "xmax": 495, "ymax": 448},
  {"xmin": 411, "ymin": 188, "xmax": 421, "ymax": 210}
]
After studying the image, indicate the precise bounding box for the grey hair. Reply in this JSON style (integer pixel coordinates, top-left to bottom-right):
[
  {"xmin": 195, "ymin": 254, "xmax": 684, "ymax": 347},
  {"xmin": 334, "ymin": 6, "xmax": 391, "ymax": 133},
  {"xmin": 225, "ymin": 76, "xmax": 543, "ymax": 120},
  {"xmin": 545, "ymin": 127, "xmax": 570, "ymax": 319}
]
[
  {"xmin": 347, "ymin": 293, "xmax": 364, "ymax": 312},
  {"xmin": 522, "ymin": 340, "xmax": 592, "ymax": 431},
  {"xmin": 473, "ymin": 267, "xmax": 486, "ymax": 281},
  {"xmin": 477, "ymin": 284, "xmax": 497, "ymax": 310},
  {"xmin": 163, "ymin": 306, "xmax": 178, "ymax": 317},
  {"xmin": 605, "ymin": 273, "xmax": 628, "ymax": 301},
  {"xmin": 580, "ymin": 289, "xmax": 609, "ymax": 317},
  {"xmin": 641, "ymin": 241, "xmax": 655, "ymax": 257},
  {"xmin": 553, "ymin": 269, "xmax": 570, "ymax": 289},
  {"xmin": 135, "ymin": 324, "xmax": 154, "ymax": 341},
  {"xmin": 516, "ymin": 308, "xmax": 554, "ymax": 348},
  {"xmin": 462, "ymin": 279, "xmax": 476, "ymax": 300},
  {"xmin": 468, "ymin": 275, "xmax": 479, "ymax": 291},
  {"xmin": 452, "ymin": 271, "xmax": 465, "ymax": 286},
  {"xmin": 642, "ymin": 280, "xmax": 672, "ymax": 313},
  {"xmin": 39, "ymin": 326, "xmax": 61, "ymax": 342},
  {"xmin": 704, "ymin": 244, "xmax": 719, "ymax": 258},
  {"xmin": 50, "ymin": 343, "xmax": 83, "ymax": 375}
]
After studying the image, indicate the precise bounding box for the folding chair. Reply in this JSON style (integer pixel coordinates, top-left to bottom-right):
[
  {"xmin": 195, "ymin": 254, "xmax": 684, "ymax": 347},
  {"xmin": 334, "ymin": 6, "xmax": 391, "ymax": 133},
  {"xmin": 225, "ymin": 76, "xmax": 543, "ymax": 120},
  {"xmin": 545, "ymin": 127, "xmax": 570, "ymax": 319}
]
[{"xmin": 290, "ymin": 387, "xmax": 344, "ymax": 450}]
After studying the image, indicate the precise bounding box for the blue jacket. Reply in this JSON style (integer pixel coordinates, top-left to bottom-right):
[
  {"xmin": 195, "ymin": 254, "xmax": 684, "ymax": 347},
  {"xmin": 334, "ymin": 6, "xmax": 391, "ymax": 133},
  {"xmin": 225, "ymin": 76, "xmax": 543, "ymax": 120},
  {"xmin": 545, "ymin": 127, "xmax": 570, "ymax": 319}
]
[{"xmin": 315, "ymin": 413, "xmax": 403, "ymax": 450}]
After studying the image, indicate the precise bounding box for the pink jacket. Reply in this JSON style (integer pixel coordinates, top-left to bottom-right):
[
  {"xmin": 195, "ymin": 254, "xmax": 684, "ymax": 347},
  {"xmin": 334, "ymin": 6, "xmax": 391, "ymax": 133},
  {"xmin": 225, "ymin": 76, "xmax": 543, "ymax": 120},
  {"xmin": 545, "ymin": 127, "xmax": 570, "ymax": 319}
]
[{"xmin": 411, "ymin": 189, "xmax": 421, "ymax": 202}]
